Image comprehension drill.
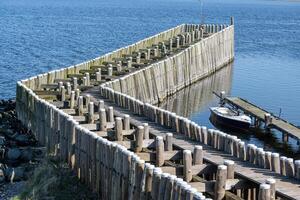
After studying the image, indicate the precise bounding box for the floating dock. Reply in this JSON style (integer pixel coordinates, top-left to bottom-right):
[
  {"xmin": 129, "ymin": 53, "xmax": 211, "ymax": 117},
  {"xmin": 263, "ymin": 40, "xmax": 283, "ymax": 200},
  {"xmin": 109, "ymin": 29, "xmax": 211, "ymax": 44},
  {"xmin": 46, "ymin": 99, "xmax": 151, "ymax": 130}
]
[{"xmin": 225, "ymin": 96, "xmax": 300, "ymax": 142}]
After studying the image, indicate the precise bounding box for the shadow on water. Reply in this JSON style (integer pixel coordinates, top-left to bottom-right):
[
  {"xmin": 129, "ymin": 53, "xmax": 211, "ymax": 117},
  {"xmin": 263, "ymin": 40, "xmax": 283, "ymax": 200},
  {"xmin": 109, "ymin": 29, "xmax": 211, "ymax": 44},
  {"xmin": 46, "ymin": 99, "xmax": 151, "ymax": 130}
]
[{"xmin": 159, "ymin": 63, "xmax": 300, "ymax": 159}]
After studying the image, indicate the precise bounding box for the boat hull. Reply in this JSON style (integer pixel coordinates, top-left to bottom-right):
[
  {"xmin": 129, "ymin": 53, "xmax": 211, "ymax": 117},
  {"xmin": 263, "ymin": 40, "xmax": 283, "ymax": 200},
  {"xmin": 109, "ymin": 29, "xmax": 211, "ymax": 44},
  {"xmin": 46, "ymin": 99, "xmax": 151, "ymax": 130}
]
[{"xmin": 210, "ymin": 109, "xmax": 251, "ymax": 130}]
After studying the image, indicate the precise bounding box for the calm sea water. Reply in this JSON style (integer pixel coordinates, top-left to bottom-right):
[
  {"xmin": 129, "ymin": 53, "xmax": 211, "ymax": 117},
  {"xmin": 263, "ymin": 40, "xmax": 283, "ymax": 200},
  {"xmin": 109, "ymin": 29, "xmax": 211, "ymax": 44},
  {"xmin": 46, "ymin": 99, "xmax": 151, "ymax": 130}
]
[{"xmin": 1, "ymin": 0, "xmax": 300, "ymax": 155}]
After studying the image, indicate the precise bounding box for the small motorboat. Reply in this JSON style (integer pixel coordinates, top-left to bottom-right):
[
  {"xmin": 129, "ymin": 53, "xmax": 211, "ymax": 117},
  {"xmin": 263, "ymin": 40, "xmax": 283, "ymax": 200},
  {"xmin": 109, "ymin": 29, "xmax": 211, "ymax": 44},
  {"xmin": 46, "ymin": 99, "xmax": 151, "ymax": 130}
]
[{"xmin": 210, "ymin": 107, "xmax": 251, "ymax": 130}]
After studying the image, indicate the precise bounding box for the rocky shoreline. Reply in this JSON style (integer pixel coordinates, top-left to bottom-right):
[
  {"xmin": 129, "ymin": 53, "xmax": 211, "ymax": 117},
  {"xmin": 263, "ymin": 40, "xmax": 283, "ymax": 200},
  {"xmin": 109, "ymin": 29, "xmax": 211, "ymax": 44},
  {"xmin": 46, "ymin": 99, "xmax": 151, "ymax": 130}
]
[{"xmin": 0, "ymin": 99, "xmax": 44, "ymax": 199}]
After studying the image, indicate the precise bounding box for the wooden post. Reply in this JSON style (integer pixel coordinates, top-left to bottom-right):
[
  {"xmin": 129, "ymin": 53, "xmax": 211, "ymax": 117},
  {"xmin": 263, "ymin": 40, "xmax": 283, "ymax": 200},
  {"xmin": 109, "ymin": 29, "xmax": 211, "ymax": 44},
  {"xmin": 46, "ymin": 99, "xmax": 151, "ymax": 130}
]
[
  {"xmin": 72, "ymin": 77, "xmax": 78, "ymax": 90},
  {"xmin": 108, "ymin": 66, "xmax": 113, "ymax": 76},
  {"xmin": 85, "ymin": 94, "xmax": 90, "ymax": 108},
  {"xmin": 295, "ymin": 160, "xmax": 300, "ymax": 180},
  {"xmin": 77, "ymin": 96, "xmax": 84, "ymax": 116},
  {"xmin": 280, "ymin": 156, "xmax": 287, "ymax": 176},
  {"xmin": 98, "ymin": 108, "xmax": 107, "ymax": 131},
  {"xmin": 151, "ymin": 168, "xmax": 162, "ymax": 200},
  {"xmin": 165, "ymin": 133, "xmax": 173, "ymax": 151},
  {"xmin": 85, "ymin": 72, "xmax": 90, "ymax": 86},
  {"xmin": 98, "ymin": 100, "xmax": 104, "ymax": 110},
  {"xmin": 265, "ymin": 151, "xmax": 272, "ymax": 170},
  {"xmin": 183, "ymin": 150, "xmax": 192, "ymax": 182},
  {"xmin": 264, "ymin": 113, "xmax": 272, "ymax": 129},
  {"xmin": 70, "ymin": 91, "xmax": 75, "ymax": 109},
  {"xmin": 75, "ymin": 88, "xmax": 80, "ymax": 102},
  {"xmin": 66, "ymin": 82, "xmax": 71, "ymax": 95},
  {"xmin": 60, "ymin": 86, "xmax": 66, "ymax": 101},
  {"xmin": 258, "ymin": 184, "xmax": 271, "ymax": 200},
  {"xmin": 115, "ymin": 117, "xmax": 123, "ymax": 141},
  {"xmin": 108, "ymin": 106, "xmax": 114, "ymax": 122},
  {"xmin": 214, "ymin": 165, "xmax": 227, "ymax": 200},
  {"xmin": 271, "ymin": 153, "xmax": 280, "ymax": 173},
  {"xmin": 143, "ymin": 123, "xmax": 149, "ymax": 139},
  {"xmin": 224, "ymin": 160, "xmax": 235, "ymax": 179},
  {"xmin": 193, "ymin": 145, "xmax": 203, "ymax": 165},
  {"xmin": 285, "ymin": 158, "xmax": 294, "ymax": 177},
  {"xmin": 156, "ymin": 136, "xmax": 164, "ymax": 167},
  {"xmin": 265, "ymin": 178, "xmax": 276, "ymax": 200},
  {"xmin": 88, "ymin": 102, "xmax": 94, "ymax": 123},
  {"xmin": 124, "ymin": 114, "xmax": 130, "ymax": 130},
  {"xmin": 135, "ymin": 126, "xmax": 144, "ymax": 152},
  {"xmin": 96, "ymin": 71, "xmax": 101, "ymax": 81}
]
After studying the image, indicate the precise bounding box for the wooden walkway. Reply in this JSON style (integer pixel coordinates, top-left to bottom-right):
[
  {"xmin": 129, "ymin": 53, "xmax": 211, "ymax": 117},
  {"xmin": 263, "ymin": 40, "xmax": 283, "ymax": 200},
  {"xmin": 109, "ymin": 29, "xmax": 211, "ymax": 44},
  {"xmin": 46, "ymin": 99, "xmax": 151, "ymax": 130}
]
[
  {"xmin": 225, "ymin": 97, "xmax": 300, "ymax": 140},
  {"xmin": 85, "ymin": 87, "xmax": 300, "ymax": 200}
]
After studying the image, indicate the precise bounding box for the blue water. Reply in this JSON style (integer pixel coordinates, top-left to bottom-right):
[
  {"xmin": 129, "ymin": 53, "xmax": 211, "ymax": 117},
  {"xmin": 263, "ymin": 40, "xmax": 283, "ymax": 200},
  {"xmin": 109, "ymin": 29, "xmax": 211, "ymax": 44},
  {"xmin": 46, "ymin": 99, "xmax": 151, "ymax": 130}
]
[{"xmin": 1, "ymin": 0, "xmax": 300, "ymax": 153}]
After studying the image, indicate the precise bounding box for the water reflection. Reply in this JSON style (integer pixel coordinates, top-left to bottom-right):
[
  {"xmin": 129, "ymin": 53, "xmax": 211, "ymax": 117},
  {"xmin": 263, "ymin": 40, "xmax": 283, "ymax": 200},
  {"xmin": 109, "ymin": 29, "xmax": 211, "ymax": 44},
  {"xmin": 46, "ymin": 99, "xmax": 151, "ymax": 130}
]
[
  {"xmin": 160, "ymin": 63, "xmax": 300, "ymax": 159},
  {"xmin": 159, "ymin": 63, "xmax": 233, "ymax": 118}
]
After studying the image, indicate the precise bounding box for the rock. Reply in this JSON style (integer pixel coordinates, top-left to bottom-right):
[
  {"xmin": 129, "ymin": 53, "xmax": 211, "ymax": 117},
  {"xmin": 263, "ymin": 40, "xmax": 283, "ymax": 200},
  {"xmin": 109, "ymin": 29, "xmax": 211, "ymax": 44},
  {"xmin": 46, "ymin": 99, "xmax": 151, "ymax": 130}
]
[
  {"xmin": 6, "ymin": 148, "xmax": 21, "ymax": 160},
  {"xmin": 20, "ymin": 149, "xmax": 33, "ymax": 161},
  {"xmin": 0, "ymin": 136, "xmax": 5, "ymax": 146},
  {"xmin": 15, "ymin": 134, "xmax": 31, "ymax": 146},
  {"xmin": 4, "ymin": 167, "xmax": 26, "ymax": 182},
  {"xmin": 0, "ymin": 169, "xmax": 4, "ymax": 183}
]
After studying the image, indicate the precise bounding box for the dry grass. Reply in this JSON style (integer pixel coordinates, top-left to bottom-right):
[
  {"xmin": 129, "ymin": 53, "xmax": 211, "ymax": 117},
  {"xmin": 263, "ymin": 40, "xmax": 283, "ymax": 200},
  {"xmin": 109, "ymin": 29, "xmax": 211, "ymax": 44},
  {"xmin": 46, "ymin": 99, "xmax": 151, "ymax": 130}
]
[{"xmin": 12, "ymin": 158, "xmax": 97, "ymax": 200}]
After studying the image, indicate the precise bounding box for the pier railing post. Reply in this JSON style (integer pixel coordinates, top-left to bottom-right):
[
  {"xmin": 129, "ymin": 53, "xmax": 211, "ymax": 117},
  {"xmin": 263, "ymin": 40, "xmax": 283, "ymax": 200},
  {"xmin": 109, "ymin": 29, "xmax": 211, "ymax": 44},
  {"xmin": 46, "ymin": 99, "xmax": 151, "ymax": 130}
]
[{"xmin": 214, "ymin": 165, "xmax": 227, "ymax": 200}]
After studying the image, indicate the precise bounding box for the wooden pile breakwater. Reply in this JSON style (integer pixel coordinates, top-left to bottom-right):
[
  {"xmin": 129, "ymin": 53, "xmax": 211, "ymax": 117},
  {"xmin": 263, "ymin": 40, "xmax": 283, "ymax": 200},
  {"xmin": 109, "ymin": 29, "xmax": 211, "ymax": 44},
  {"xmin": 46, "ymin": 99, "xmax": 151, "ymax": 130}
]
[{"xmin": 14, "ymin": 19, "xmax": 300, "ymax": 200}]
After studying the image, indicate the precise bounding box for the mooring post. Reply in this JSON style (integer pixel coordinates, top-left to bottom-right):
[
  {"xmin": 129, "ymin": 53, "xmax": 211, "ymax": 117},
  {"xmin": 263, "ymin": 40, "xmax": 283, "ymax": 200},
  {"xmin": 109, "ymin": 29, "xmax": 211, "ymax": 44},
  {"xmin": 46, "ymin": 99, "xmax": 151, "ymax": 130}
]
[
  {"xmin": 135, "ymin": 126, "xmax": 144, "ymax": 152},
  {"xmin": 224, "ymin": 160, "xmax": 235, "ymax": 179},
  {"xmin": 285, "ymin": 158, "xmax": 295, "ymax": 177},
  {"xmin": 193, "ymin": 145, "xmax": 203, "ymax": 165},
  {"xmin": 60, "ymin": 86, "xmax": 66, "ymax": 101},
  {"xmin": 214, "ymin": 165, "xmax": 227, "ymax": 200},
  {"xmin": 88, "ymin": 102, "xmax": 94, "ymax": 123},
  {"xmin": 96, "ymin": 71, "xmax": 101, "ymax": 82},
  {"xmin": 98, "ymin": 108, "xmax": 107, "ymax": 131},
  {"xmin": 124, "ymin": 114, "xmax": 130, "ymax": 130},
  {"xmin": 72, "ymin": 77, "xmax": 78, "ymax": 90},
  {"xmin": 280, "ymin": 156, "xmax": 287, "ymax": 176},
  {"xmin": 136, "ymin": 52, "xmax": 141, "ymax": 64},
  {"xmin": 295, "ymin": 160, "xmax": 300, "ymax": 180},
  {"xmin": 70, "ymin": 91, "xmax": 75, "ymax": 109},
  {"xmin": 115, "ymin": 117, "xmax": 123, "ymax": 141},
  {"xmin": 183, "ymin": 150, "xmax": 192, "ymax": 182},
  {"xmin": 143, "ymin": 123, "xmax": 149, "ymax": 139},
  {"xmin": 108, "ymin": 65, "xmax": 113, "ymax": 76},
  {"xmin": 165, "ymin": 133, "xmax": 173, "ymax": 151},
  {"xmin": 85, "ymin": 94, "xmax": 90, "ymax": 108},
  {"xmin": 258, "ymin": 184, "xmax": 271, "ymax": 200},
  {"xmin": 77, "ymin": 96, "xmax": 84, "ymax": 116},
  {"xmin": 85, "ymin": 72, "xmax": 90, "ymax": 86},
  {"xmin": 75, "ymin": 88, "xmax": 80, "ymax": 102},
  {"xmin": 66, "ymin": 82, "xmax": 71, "ymax": 95},
  {"xmin": 108, "ymin": 106, "xmax": 114, "ymax": 122},
  {"xmin": 266, "ymin": 178, "xmax": 276, "ymax": 200},
  {"xmin": 156, "ymin": 136, "xmax": 164, "ymax": 167},
  {"xmin": 271, "ymin": 153, "xmax": 280, "ymax": 173},
  {"xmin": 264, "ymin": 113, "xmax": 272, "ymax": 129}
]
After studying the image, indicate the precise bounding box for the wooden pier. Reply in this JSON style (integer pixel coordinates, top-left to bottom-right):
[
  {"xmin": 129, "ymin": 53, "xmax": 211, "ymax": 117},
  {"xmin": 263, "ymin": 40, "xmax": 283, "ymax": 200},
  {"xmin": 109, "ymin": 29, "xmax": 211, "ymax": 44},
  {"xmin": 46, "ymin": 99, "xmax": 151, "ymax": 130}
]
[
  {"xmin": 15, "ymin": 20, "xmax": 300, "ymax": 200},
  {"xmin": 225, "ymin": 97, "xmax": 300, "ymax": 141}
]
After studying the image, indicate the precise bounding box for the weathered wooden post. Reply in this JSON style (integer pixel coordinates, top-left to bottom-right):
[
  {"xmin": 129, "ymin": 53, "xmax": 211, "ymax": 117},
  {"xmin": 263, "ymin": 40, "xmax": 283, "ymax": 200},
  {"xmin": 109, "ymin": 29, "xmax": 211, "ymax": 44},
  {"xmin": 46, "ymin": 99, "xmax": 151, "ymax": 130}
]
[
  {"xmin": 280, "ymin": 156, "xmax": 287, "ymax": 176},
  {"xmin": 124, "ymin": 114, "xmax": 130, "ymax": 130},
  {"xmin": 70, "ymin": 91, "xmax": 75, "ymax": 109},
  {"xmin": 98, "ymin": 108, "xmax": 107, "ymax": 131},
  {"xmin": 264, "ymin": 113, "xmax": 272, "ymax": 129},
  {"xmin": 115, "ymin": 117, "xmax": 123, "ymax": 141},
  {"xmin": 295, "ymin": 160, "xmax": 300, "ymax": 180},
  {"xmin": 285, "ymin": 158, "xmax": 294, "ymax": 177},
  {"xmin": 96, "ymin": 71, "xmax": 101, "ymax": 82},
  {"xmin": 72, "ymin": 77, "xmax": 78, "ymax": 90},
  {"xmin": 98, "ymin": 100, "xmax": 104, "ymax": 110},
  {"xmin": 60, "ymin": 86, "xmax": 66, "ymax": 101},
  {"xmin": 108, "ymin": 66, "xmax": 113, "ymax": 76},
  {"xmin": 265, "ymin": 178, "xmax": 276, "ymax": 200},
  {"xmin": 136, "ymin": 52, "xmax": 141, "ymax": 64},
  {"xmin": 271, "ymin": 153, "xmax": 280, "ymax": 173},
  {"xmin": 165, "ymin": 133, "xmax": 173, "ymax": 151},
  {"xmin": 143, "ymin": 123, "xmax": 149, "ymax": 139},
  {"xmin": 77, "ymin": 96, "xmax": 84, "ymax": 116},
  {"xmin": 265, "ymin": 151, "xmax": 272, "ymax": 170},
  {"xmin": 156, "ymin": 136, "xmax": 164, "ymax": 167},
  {"xmin": 108, "ymin": 106, "xmax": 114, "ymax": 122},
  {"xmin": 193, "ymin": 145, "xmax": 203, "ymax": 165},
  {"xmin": 258, "ymin": 184, "xmax": 271, "ymax": 200},
  {"xmin": 214, "ymin": 165, "xmax": 227, "ymax": 200},
  {"xmin": 183, "ymin": 150, "xmax": 192, "ymax": 182},
  {"xmin": 85, "ymin": 72, "xmax": 90, "ymax": 86},
  {"xmin": 75, "ymin": 88, "xmax": 80, "ymax": 102},
  {"xmin": 66, "ymin": 82, "xmax": 72, "ymax": 95},
  {"xmin": 135, "ymin": 126, "xmax": 144, "ymax": 152},
  {"xmin": 224, "ymin": 160, "xmax": 235, "ymax": 179},
  {"xmin": 88, "ymin": 102, "xmax": 94, "ymax": 123},
  {"xmin": 176, "ymin": 37, "xmax": 180, "ymax": 48}
]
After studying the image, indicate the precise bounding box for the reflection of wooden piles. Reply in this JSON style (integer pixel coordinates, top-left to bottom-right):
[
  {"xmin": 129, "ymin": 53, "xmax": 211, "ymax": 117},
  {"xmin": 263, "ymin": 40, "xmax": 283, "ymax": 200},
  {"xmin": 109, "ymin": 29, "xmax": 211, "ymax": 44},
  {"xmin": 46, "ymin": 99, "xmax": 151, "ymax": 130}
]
[{"xmin": 160, "ymin": 63, "xmax": 233, "ymax": 118}]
